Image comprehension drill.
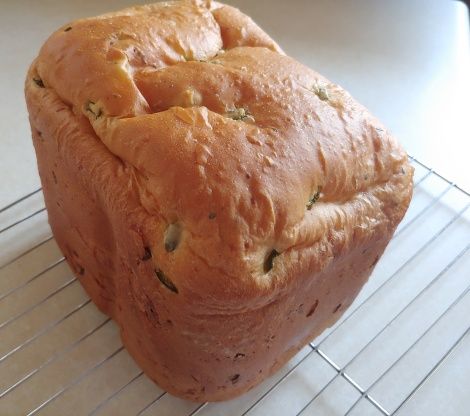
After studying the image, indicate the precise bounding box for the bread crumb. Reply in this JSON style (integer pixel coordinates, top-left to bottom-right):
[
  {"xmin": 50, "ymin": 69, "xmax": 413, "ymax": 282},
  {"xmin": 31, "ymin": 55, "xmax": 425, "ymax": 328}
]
[
  {"xmin": 181, "ymin": 88, "xmax": 202, "ymax": 107},
  {"xmin": 264, "ymin": 156, "xmax": 274, "ymax": 167},
  {"xmin": 312, "ymin": 82, "xmax": 329, "ymax": 101}
]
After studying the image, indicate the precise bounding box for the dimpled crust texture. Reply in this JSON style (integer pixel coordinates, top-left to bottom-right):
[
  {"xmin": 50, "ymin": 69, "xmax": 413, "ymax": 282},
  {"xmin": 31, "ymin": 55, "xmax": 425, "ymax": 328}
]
[{"xmin": 25, "ymin": 0, "xmax": 413, "ymax": 402}]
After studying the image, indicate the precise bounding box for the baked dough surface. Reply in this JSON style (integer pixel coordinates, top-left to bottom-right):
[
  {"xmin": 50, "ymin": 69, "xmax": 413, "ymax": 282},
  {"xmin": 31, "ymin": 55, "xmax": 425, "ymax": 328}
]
[{"xmin": 25, "ymin": 0, "xmax": 413, "ymax": 401}]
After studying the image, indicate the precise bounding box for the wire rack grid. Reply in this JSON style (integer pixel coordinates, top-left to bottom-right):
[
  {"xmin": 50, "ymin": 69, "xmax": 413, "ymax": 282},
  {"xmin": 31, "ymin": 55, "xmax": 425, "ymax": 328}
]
[{"xmin": 0, "ymin": 157, "xmax": 469, "ymax": 416}]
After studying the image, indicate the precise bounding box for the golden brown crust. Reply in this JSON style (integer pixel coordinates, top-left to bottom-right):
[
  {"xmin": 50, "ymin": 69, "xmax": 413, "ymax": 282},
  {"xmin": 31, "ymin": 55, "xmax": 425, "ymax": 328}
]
[{"xmin": 25, "ymin": 0, "xmax": 413, "ymax": 401}]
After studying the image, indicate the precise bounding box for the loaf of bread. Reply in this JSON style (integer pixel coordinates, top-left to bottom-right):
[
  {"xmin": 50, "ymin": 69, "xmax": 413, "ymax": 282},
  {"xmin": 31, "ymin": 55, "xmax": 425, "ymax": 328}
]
[{"xmin": 25, "ymin": 0, "xmax": 413, "ymax": 402}]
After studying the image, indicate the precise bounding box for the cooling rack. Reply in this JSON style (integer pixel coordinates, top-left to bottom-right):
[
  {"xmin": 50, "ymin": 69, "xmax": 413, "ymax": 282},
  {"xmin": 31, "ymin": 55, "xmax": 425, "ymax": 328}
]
[{"xmin": 0, "ymin": 157, "xmax": 469, "ymax": 416}]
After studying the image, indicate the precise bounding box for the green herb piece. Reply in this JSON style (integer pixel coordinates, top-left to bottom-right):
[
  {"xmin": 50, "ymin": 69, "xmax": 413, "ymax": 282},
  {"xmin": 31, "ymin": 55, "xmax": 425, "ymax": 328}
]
[
  {"xmin": 142, "ymin": 246, "xmax": 152, "ymax": 261},
  {"xmin": 306, "ymin": 186, "xmax": 322, "ymax": 210},
  {"xmin": 226, "ymin": 108, "xmax": 255, "ymax": 123},
  {"xmin": 164, "ymin": 223, "xmax": 181, "ymax": 252},
  {"xmin": 155, "ymin": 269, "xmax": 178, "ymax": 293},
  {"xmin": 85, "ymin": 100, "xmax": 103, "ymax": 119},
  {"xmin": 264, "ymin": 249, "xmax": 280, "ymax": 273},
  {"xmin": 306, "ymin": 300, "xmax": 319, "ymax": 317},
  {"xmin": 164, "ymin": 240, "xmax": 177, "ymax": 252},
  {"xmin": 33, "ymin": 78, "xmax": 45, "ymax": 88},
  {"xmin": 229, "ymin": 374, "xmax": 240, "ymax": 384}
]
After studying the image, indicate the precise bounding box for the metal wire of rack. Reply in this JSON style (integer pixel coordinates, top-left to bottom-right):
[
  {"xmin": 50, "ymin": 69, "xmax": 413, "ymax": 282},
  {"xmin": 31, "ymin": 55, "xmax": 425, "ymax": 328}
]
[{"xmin": 0, "ymin": 157, "xmax": 469, "ymax": 415}]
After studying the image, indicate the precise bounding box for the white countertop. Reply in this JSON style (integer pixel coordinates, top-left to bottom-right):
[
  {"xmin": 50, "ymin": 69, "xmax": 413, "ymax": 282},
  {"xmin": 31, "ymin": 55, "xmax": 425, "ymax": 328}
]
[{"xmin": 1, "ymin": 0, "xmax": 469, "ymax": 208}]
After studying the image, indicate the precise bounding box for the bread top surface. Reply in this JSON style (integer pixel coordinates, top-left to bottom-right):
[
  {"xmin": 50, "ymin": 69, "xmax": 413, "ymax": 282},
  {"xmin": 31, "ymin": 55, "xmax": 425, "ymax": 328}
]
[{"xmin": 27, "ymin": 0, "xmax": 412, "ymax": 304}]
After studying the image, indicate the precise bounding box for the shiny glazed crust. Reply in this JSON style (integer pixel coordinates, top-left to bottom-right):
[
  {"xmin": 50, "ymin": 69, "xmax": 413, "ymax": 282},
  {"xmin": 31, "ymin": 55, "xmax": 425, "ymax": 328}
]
[{"xmin": 25, "ymin": 0, "xmax": 413, "ymax": 401}]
